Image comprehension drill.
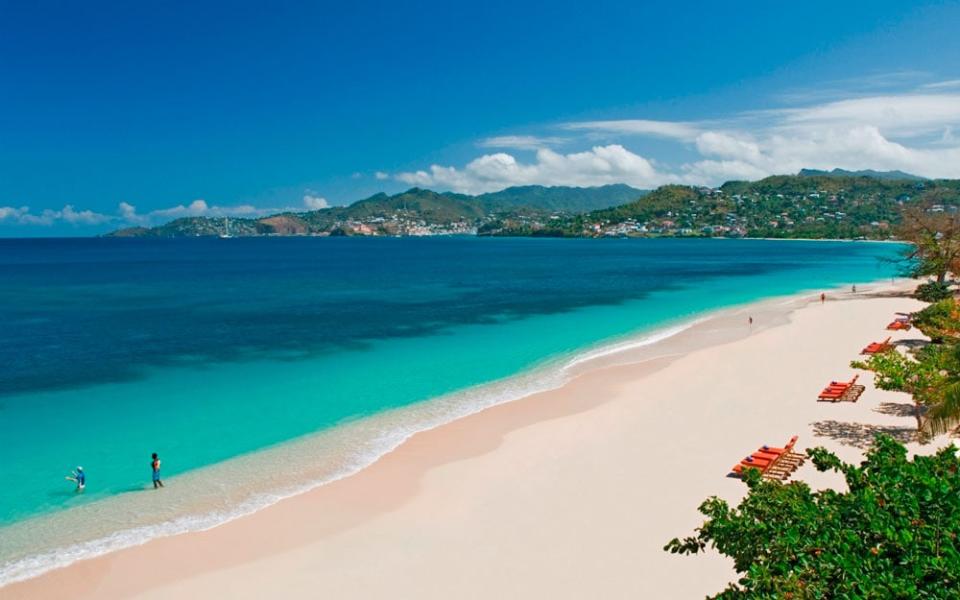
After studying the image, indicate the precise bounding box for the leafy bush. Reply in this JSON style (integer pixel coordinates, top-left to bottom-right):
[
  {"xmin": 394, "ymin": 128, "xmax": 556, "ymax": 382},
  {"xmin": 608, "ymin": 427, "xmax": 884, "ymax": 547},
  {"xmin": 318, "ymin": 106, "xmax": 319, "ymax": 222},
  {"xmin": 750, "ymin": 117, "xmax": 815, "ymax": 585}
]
[
  {"xmin": 665, "ymin": 436, "xmax": 960, "ymax": 598},
  {"xmin": 912, "ymin": 298, "xmax": 960, "ymax": 343},
  {"xmin": 915, "ymin": 281, "xmax": 954, "ymax": 303}
]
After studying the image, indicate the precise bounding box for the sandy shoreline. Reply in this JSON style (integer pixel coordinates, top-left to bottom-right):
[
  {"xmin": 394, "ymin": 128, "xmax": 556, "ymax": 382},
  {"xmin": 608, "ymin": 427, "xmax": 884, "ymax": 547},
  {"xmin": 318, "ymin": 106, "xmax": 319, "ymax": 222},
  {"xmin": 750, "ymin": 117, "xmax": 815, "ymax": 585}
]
[{"xmin": 6, "ymin": 282, "xmax": 950, "ymax": 599}]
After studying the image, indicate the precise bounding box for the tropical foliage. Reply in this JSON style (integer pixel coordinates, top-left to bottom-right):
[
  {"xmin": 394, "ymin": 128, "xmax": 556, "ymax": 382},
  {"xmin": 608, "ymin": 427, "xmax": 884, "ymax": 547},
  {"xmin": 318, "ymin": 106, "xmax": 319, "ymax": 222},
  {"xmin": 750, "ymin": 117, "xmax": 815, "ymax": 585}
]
[
  {"xmin": 852, "ymin": 298, "xmax": 960, "ymax": 437},
  {"xmin": 912, "ymin": 298, "xmax": 960, "ymax": 343},
  {"xmin": 896, "ymin": 194, "xmax": 960, "ymax": 283},
  {"xmin": 665, "ymin": 436, "xmax": 960, "ymax": 598},
  {"xmin": 915, "ymin": 280, "xmax": 954, "ymax": 303}
]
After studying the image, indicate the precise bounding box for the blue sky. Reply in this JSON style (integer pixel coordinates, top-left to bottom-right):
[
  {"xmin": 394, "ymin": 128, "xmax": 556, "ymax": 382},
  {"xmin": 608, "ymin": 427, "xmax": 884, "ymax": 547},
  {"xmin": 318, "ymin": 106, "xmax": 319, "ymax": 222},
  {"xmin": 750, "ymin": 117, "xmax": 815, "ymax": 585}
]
[{"xmin": 3, "ymin": 1, "xmax": 960, "ymax": 235}]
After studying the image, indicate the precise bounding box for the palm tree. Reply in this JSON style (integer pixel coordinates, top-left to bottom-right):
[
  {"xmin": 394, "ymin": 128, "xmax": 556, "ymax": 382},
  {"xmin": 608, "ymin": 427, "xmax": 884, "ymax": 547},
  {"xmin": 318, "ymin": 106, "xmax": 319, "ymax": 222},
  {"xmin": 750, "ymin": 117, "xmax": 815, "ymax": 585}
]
[{"xmin": 922, "ymin": 344, "xmax": 960, "ymax": 437}]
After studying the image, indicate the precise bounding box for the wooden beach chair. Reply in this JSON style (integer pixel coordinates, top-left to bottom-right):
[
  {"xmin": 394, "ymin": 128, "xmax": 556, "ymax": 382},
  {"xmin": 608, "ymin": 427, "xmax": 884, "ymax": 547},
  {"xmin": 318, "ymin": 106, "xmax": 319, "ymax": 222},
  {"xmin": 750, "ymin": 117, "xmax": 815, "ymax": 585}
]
[
  {"xmin": 887, "ymin": 316, "xmax": 912, "ymax": 331},
  {"xmin": 759, "ymin": 435, "xmax": 799, "ymax": 456},
  {"xmin": 730, "ymin": 436, "xmax": 806, "ymax": 481},
  {"xmin": 861, "ymin": 337, "xmax": 893, "ymax": 355},
  {"xmin": 818, "ymin": 375, "xmax": 864, "ymax": 402}
]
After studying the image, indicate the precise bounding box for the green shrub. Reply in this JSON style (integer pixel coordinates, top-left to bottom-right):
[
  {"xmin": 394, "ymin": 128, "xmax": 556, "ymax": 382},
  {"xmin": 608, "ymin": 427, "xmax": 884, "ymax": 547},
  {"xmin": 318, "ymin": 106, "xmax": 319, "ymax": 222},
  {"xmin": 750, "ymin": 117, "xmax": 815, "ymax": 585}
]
[
  {"xmin": 915, "ymin": 281, "xmax": 954, "ymax": 303},
  {"xmin": 665, "ymin": 436, "xmax": 960, "ymax": 598},
  {"xmin": 913, "ymin": 298, "xmax": 960, "ymax": 343}
]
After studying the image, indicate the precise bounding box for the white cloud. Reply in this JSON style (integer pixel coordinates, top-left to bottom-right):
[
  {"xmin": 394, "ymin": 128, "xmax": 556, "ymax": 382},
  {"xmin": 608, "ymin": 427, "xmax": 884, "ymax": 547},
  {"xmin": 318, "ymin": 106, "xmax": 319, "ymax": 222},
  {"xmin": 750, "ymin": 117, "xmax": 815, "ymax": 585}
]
[
  {"xmin": 60, "ymin": 205, "xmax": 113, "ymax": 225},
  {"xmin": 374, "ymin": 171, "xmax": 389, "ymax": 180},
  {"xmin": 0, "ymin": 205, "xmax": 113, "ymax": 226},
  {"xmin": 396, "ymin": 145, "xmax": 671, "ymax": 194},
  {"xmin": 1, "ymin": 191, "xmax": 331, "ymax": 229},
  {"xmin": 0, "ymin": 206, "xmax": 30, "ymax": 222},
  {"xmin": 302, "ymin": 193, "xmax": 329, "ymax": 210},
  {"xmin": 399, "ymin": 89, "xmax": 960, "ymax": 190},
  {"xmin": 149, "ymin": 199, "xmax": 210, "ymax": 218},
  {"xmin": 118, "ymin": 201, "xmax": 139, "ymax": 221},
  {"xmin": 478, "ymin": 135, "xmax": 567, "ymax": 150},
  {"xmin": 563, "ymin": 119, "xmax": 700, "ymax": 142},
  {"xmin": 772, "ymin": 93, "xmax": 960, "ymax": 139},
  {"xmin": 922, "ymin": 79, "xmax": 960, "ymax": 90}
]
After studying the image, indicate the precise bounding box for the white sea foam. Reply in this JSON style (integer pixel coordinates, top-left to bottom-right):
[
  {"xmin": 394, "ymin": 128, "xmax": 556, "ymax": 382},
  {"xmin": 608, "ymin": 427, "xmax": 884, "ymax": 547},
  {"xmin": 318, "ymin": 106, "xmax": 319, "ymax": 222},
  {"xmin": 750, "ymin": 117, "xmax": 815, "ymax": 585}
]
[{"xmin": 562, "ymin": 317, "xmax": 709, "ymax": 370}]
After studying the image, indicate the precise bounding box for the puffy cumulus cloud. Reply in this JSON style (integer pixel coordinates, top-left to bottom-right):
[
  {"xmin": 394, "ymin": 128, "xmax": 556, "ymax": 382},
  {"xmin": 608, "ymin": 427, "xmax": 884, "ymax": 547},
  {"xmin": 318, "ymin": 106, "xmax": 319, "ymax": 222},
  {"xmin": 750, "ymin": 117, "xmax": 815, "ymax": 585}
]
[
  {"xmin": 60, "ymin": 205, "xmax": 113, "ymax": 225},
  {"xmin": 118, "ymin": 201, "xmax": 140, "ymax": 221},
  {"xmin": 302, "ymin": 193, "xmax": 329, "ymax": 210},
  {"xmin": 0, "ymin": 205, "xmax": 113, "ymax": 226},
  {"xmin": 126, "ymin": 199, "xmax": 293, "ymax": 221},
  {"xmin": 2, "ymin": 190, "xmax": 335, "ymax": 229},
  {"xmin": 396, "ymin": 145, "xmax": 672, "ymax": 194},
  {"xmin": 149, "ymin": 199, "xmax": 210, "ymax": 218},
  {"xmin": 374, "ymin": 171, "xmax": 389, "ymax": 180},
  {"xmin": 680, "ymin": 122, "xmax": 960, "ymax": 185},
  {"xmin": 411, "ymin": 90, "xmax": 960, "ymax": 190},
  {"xmin": 0, "ymin": 206, "xmax": 30, "ymax": 221}
]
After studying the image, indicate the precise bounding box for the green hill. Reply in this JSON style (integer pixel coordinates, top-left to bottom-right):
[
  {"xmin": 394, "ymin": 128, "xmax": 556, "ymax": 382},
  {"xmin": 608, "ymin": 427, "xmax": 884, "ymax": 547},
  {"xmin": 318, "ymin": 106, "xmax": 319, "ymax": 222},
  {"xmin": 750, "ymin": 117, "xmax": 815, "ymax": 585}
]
[
  {"xmin": 475, "ymin": 184, "xmax": 645, "ymax": 213},
  {"xmin": 798, "ymin": 168, "xmax": 926, "ymax": 181},
  {"xmin": 106, "ymin": 175, "xmax": 960, "ymax": 240},
  {"xmin": 105, "ymin": 185, "xmax": 647, "ymax": 237},
  {"xmin": 480, "ymin": 175, "xmax": 960, "ymax": 239}
]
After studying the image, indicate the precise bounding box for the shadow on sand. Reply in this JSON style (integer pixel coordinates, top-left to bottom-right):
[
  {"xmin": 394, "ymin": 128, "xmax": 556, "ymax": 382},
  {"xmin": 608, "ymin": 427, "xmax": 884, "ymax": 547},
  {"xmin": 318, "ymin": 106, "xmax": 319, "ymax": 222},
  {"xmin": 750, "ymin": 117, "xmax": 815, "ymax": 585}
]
[
  {"xmin": 873, "ymin": 401, "xmax": 922, "ymax": 419},
  {"xmin": 811, "ymin": 419, "xmax": 916, "ymax": 449}
]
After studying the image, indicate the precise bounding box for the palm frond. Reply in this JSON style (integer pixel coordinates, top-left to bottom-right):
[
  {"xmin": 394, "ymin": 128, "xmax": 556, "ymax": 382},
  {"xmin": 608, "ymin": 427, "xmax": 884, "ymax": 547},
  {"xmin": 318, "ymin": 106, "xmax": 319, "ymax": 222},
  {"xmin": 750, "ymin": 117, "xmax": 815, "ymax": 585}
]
[{"xmin": 922, "ymin": 381, "xmax": 960, "ymax": 437}]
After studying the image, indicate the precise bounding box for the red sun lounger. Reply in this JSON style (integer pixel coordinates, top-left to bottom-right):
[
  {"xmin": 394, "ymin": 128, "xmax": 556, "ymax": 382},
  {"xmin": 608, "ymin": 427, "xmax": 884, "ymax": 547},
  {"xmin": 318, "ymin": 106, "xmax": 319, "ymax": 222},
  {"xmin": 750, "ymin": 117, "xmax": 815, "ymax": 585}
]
[
  {"xmin": 818, "ymin": 375, "xmax": 864, "ymax": 403},
  {"xmin": 862, "ymin": 337, "xmax": 892, "ymax": 354},
  {"xmin": 731, "ymin": 436, "xmax": 806, "ymax": 480}
]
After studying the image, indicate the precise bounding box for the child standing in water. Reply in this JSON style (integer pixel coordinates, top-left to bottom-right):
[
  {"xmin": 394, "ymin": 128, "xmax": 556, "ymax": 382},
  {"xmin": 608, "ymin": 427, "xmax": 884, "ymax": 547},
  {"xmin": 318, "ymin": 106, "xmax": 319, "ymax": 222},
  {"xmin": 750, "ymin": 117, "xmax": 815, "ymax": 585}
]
[{"xmin": 151, "ymin": 453, "xmax": 164, "ymax": 489}]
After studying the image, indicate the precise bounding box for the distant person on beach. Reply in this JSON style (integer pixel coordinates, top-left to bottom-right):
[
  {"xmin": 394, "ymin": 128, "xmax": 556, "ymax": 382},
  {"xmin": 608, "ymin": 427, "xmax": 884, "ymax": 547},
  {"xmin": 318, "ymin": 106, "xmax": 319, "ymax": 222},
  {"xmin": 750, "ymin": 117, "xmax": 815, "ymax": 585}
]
[
  {"xmin": 151, "ymin": 453, "xmax": 164, "ymax": 489},
  {"xmin": 66, "ymin": 466, "xmax": 85, "ymax": 492},
  {"xmin": 748, "ymin": 316, "xmax": 753, "ymax": 326},
  {"xmin": 820, "ymin": 293, "xmax": 826, "ymax": 304},
  {"xmin": 852, "ymin": 284, "xmax": 857, "ymax": 294}
]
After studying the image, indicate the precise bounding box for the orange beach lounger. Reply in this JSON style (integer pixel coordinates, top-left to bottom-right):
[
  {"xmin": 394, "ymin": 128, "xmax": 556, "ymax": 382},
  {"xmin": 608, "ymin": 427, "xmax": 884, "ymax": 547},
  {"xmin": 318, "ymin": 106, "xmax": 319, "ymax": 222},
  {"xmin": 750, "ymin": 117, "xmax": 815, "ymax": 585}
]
[
  {"xmin": 861, "ymin": 337, "xmax": 892, "ymax": 354},
  {"xmin": 730, "ymin": 436, "xmax": 805, "ymax": 480}
]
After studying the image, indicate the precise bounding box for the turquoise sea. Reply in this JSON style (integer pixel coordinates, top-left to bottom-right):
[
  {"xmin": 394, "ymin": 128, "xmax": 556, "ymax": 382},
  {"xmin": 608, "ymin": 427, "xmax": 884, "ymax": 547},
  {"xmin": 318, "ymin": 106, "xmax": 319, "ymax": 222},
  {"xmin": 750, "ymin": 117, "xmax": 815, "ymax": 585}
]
[{"xmin": 0, "ymin": 237, "xmax": 903, "ymax": 583}]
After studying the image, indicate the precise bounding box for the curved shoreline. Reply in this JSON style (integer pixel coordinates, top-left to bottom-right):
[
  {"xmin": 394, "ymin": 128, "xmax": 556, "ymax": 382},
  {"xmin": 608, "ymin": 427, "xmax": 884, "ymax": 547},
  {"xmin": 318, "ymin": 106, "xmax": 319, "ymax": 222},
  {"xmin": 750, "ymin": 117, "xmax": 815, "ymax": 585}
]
[
  {"xmin": 0, "ymin": 278, "xmax": 914, "ymax": 592},
  {"xmin": 0, "ymin": 305, "xmax": 712, "ymax": 586}
]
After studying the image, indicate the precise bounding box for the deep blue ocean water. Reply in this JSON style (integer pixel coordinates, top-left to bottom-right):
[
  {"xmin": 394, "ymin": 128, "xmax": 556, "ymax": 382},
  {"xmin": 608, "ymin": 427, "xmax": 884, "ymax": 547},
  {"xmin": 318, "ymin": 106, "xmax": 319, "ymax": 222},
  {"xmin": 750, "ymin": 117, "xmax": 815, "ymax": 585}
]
[{"xmin": 0, "ymin": 237, "xmax": 903, "ymax": 578}]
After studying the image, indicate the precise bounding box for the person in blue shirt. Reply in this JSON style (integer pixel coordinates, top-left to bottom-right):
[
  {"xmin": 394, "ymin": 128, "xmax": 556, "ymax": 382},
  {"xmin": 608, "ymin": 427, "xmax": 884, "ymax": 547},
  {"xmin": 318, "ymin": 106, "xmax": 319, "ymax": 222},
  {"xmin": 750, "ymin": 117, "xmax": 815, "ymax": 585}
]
[{"xmin": 66, "ymin": 466, "xmax": 85, "ymax": 492}]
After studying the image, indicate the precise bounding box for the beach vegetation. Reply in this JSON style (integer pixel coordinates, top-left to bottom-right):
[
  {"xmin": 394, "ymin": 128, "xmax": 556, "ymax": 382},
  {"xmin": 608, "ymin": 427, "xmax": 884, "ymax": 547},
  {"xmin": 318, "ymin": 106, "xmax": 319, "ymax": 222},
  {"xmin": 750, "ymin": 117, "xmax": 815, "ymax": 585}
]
[
  {"xmin": 853, "ymin": 298, "xmax": 960, "ymax": 437},
  {"xmin": 912, "ymin": 298, "xmax": 960, "ymax": 343},
  {"xmin": 914, "ymin": 280, "xmax": 954, "ymax": 303},
  {"xmin": 852, "ymin": 346, "xmax": 954, "ymax": 436},
  {"xmin": 897, "ymin": 197, "xmax": 960, "ymax": 283},
  {"xmin": 665, "ymin": 435, "xmax": 960, "ymax": 598}
]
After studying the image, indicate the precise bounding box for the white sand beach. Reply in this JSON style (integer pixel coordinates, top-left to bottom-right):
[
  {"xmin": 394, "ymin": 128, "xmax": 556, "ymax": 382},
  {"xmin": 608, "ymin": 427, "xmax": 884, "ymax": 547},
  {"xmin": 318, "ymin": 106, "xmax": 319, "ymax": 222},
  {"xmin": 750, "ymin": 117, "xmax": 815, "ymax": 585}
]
[{"xmin": 6, "ymin": 284, "xmax": 949, "ymax": 600}]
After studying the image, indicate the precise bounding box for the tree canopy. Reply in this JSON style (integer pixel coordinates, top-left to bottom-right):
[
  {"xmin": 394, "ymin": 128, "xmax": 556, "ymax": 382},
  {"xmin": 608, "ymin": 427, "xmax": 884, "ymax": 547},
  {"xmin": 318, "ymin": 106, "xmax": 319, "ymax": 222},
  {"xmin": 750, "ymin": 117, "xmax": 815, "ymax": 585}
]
[{"xmin": 666, "ymin": 436, "xmax": 960, "ymax": 598}]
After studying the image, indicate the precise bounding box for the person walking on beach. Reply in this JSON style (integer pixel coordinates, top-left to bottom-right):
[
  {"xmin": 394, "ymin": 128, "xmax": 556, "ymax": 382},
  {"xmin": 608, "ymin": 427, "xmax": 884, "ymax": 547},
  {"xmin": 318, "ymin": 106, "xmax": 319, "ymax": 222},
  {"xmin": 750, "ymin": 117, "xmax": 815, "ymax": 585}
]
[
  {"xmin": 151, "ymin": 453, "xmax": 164, "ymax": 489},
  {"xmin": 66, "ymin": 466, "xmax": 85, "ymax": 492},
  {"xmin": 820, "ymin": 292, "xmax": 826, "ymax": 304},
  {"xmin": 852, "ymin": 284, "xmax": 857, "ymax": 294}
]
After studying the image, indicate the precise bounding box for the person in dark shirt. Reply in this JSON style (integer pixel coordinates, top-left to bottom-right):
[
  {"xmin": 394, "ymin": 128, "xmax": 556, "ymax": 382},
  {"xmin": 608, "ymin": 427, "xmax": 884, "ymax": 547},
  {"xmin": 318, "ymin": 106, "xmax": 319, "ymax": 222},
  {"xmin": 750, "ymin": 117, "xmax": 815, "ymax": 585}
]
[
  {"xmin": 151, "ymin": 453, "xmax": 164, "ymax": 489},
  {"xmin": 66, "ymin": 466, "xmax": 85, "ymax": 492}
]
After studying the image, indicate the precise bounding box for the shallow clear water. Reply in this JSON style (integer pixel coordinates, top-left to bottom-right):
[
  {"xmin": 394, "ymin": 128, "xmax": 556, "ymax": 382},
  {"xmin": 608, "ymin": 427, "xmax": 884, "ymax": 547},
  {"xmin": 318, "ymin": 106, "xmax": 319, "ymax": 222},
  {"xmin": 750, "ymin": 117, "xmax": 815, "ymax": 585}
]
[{"xmin": 0, "ymin": 237, "xmax": 902, "ymax": 580}]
